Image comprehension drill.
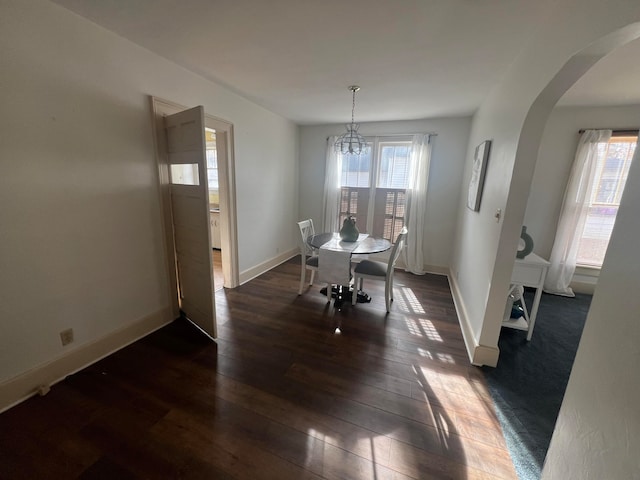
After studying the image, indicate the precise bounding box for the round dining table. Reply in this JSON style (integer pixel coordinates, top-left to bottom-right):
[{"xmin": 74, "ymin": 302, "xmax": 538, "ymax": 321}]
[
  {"xmin": 307, "ymin": 233, "xmax": 392, "ymax": 309},
  {"xmin": 307, "ymin": 233, "xmax": 392, "ymax": 255}
]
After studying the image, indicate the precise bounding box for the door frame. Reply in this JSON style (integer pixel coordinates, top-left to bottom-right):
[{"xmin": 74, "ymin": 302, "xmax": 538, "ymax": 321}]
[{"xmin": 150, "ymin": 96, "xmax": 239, "ymax": 318}]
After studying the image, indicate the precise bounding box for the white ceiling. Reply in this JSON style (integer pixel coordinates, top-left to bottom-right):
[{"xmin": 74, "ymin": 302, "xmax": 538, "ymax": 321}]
[{"xmin": 52, "ymin": 0, "xmax": 640, "ymax": 125}]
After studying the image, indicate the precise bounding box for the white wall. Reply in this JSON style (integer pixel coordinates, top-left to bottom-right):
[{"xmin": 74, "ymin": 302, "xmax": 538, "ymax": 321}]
[
  {"xmin": 449, "ymin": 1, "xmax": 640, "ymax": 364},
  {"xmin": 299, "ymin": 117, "xmax": 471, "ymax": 271},
  {"xmin": 0, "ymin": 0, "xmax": 298, "ymax": 390},
  {"xmin": 541, "ymin": 133, "xmax": 640, "ymax": 479},
  {"xmin": 443, "ymin": 0, "xmax": 640, "ymax": 476},
  {"xmin": 524, "ymin": 105, "xmax": 640, "ymax": 259}
]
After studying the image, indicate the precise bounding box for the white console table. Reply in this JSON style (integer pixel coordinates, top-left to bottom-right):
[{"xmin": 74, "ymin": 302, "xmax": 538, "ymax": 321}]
[{"xmin": 502, "ymin": 252, "xmax": 550, "ymax": 341}]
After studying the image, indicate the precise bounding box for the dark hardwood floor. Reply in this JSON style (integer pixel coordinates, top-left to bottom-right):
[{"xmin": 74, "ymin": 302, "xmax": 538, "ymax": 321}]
[{"xmin": 0, "ymin": 257, "xmax": 515, "ymax": 479}]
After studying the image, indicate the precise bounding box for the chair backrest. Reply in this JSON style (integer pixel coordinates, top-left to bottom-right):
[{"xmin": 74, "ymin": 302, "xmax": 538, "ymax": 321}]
[
  {"xmin": 387, "ymin": 227, "xmax": 408, "ymax": 274},
  {"xmin": 297, "ymin": 219, "xmax": 315, "ymax": 257}
]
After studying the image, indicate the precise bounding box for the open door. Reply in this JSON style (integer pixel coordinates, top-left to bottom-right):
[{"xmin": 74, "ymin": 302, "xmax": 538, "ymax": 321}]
[{"xmin": 165, "ymin": 106, "xmax": 216, "ymax": 338}]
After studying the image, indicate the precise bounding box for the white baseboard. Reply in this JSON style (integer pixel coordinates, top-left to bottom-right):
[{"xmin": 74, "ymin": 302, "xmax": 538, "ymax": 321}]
[
  {"xmin": 239, "ymin": 248, "xmax": 298, "ymax": 285},
  {"xmin": 469, "ymin": 344, "xmax": 500, "ymax": 367},
  {"xmin": 421, "ymin": 264, "xmax": 449, "ymax": 276},
  {"xmin": 369, "ymin": 254, "xmax": 448, "ymax": 277},
  {"xmin": 0, "ymin": 306, "xmax": 174, "ymax": 413},
  {"xmin": 571, "ymin": 267, "xmax": 598, "ymax": 295},
  {"xmin": 570, "ymin": 281, "xmax": 596, "ymax": 295},
  {"xmin": 448, "ymin": 269, "xmax": 499, "ymax": 367}
]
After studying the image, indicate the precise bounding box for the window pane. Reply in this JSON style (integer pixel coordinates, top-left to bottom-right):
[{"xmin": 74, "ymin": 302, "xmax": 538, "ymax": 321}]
[
  {"xmin": 341, "ymin": 148, "xmax": 372, "ymax": 187},
  {"xmin": 334, "ymin": 138, "xmax": 413, "ymax": 241},
  {"xmin": 170, "ymin": 164, "xmax": 199, "ymax": 185},
  {"xmin": 206, "ymin": 148, "xmax": 219, "ymax": 190},
  {"xmin": 577, "ymin": 136, "xmax": 636, "ymax": 267},
  {"xmin": 576, "ymin": 205, "xmax": 617, "ymax": 266},
  {"xmin": 378, "ymin": 142, "xmax": 411, "ymax": 189},
  {"xmin": 206, "ymin": 148, "xmax": 217, "ymax": 169}
]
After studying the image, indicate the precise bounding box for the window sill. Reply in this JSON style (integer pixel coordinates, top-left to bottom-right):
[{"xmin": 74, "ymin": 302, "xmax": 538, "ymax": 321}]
[{"xmin": 575, "ymin": 265, "xmax": 601, "ymax": 275}]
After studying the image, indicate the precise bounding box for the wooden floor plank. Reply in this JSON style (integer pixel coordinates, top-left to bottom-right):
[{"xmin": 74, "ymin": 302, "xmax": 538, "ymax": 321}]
[{"xmin": 0, "ymin": 257, "xmax": 515, "ymax": 479}]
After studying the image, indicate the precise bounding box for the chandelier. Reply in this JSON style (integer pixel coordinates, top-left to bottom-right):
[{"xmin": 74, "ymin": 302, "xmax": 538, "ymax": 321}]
[{"xmin": 335, "ymin": 85, "xmax": 368, "ymax": 155}]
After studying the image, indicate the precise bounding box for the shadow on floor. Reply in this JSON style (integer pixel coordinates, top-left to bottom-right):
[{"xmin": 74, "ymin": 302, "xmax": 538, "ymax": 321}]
[{"xmin": 482, "ymin": 290, "xmax": 592, "ymax": 479}]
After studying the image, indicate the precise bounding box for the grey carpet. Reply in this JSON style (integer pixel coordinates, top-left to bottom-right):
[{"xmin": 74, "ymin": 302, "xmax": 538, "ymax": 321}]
[{"xmin": 482, "ymin": 290, "xmax": 592, "ymax": 480}]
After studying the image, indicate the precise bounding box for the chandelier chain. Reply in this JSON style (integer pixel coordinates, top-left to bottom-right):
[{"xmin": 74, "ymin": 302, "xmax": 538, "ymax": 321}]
[{"xmin": 351, "ymin": 89, "xmax": 356, "ymax": 126}]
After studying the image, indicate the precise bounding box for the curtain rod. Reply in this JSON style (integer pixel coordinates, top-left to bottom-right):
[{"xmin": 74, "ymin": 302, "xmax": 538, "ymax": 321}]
[
  {"xmin": 368, "ymin": 132, "xmax": 438, "ymax": 137},
  {"xmin": 326, "ymin": 132, "xmax": 438, "ymax": 141},
  {"xmin": 578, "ymin": 128, "xmax": 639, "ymax": 136}
]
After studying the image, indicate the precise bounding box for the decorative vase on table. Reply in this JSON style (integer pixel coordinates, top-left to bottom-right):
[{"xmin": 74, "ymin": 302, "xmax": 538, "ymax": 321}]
[
  {"xmin": 516, "ymin": 225, "xmax": 534, "ymax": 259},
  {"xmin": 339, "ymin": 216, "xmax": 359, "ymax": 242}
]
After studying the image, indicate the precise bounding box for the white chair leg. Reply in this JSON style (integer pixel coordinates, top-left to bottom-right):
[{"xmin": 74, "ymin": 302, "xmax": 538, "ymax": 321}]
[
  {"xmin": 309, "ymin": 269, "xmax": 315, "ymax": 286},
  {"xmin": 298, "ymin": 260, "xmax": 305, "ymax": 295},
  {"xmin": 385, "ymin": 276, "xmax": 391, "ymax": 312}
]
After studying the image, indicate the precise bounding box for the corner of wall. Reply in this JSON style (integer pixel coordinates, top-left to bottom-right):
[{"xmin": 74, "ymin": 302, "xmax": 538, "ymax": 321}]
[
  {"xmin": 448, "ymin": 268, "xmax": 500, "ymax": 367},
  {"xmin": 239, "ymin": 248, "xmax": 299, "ymax": 285}
]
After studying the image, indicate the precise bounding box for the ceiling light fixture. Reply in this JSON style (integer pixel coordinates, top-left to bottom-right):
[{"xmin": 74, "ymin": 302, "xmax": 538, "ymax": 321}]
[{"xmin": 335, "ymin": 85, "xmax": 368, "ymax": 156}]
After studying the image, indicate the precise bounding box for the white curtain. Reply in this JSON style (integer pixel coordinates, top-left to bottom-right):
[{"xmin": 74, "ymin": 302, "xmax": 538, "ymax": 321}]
[
  {"xmin": 544, "ymin": 129, "xmax": 612, "ymax": 296},
  {"xmin": 403, "ymin": 134, "xmax": 433, "ymax": 274},
  {"xmin": 322, "ymin": 136, "xmax": 341, "ymax": 232}
]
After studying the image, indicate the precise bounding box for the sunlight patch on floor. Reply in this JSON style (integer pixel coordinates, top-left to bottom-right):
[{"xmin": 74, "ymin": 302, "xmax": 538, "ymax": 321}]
[
  {"xmin": 436, "ymin": 353, "xmax": 456, "ymax": 364},
  {"xmin": 417, "ymin": 347, "xmax": 456, "ymax": 364},
  {"xmin": 306, "ymin": 428, "xmax": 385, "ymax": 478},
  {"xmin": 304, "ymin": 428, "xmax": 331, "ymax": 470},
  {"xmin": 405, "ymin": 317, "xmax": 444, "ymax": 341},
  {"xmin": 394, "ymin": 286, "xmax": 425, "ymax": 314}
]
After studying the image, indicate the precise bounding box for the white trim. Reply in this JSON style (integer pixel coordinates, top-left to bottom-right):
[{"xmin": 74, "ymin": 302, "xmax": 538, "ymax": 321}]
[
  {"xmin": 369, "ymin": 252, "xmax": 449, "ymax": 276},
  {"xmin": 239, "ymin": 248, "xmax": 299, "ymax": 285},
  {"xmin": 149, "ymin": 97, "xmax": 181, "ymax": 318},
  {"xmin": 575, "ymin": 264, "xmax": 601, "ymax": 274},
  {"xmin": 420, "ymin": 264, "xmax": 449, "ymax": 276},
  {"xmin": 570, "ymin": 280, "xmax": 597, "ymax": 295},
  {"xmin": 150, "ymin": 97, "xmax": 240, "ymax": 293},
  {"xmin": 448, "ymin": 268, "xmax": 499, "ymax": 367},
  {"xmin": 203, "ymin": 119, "xmax": 239, "ymax": 288},
  {"xmin": 471, "ymin": 344, "xmax": 500, "ymax": 367},
  {"xmin": 0, "ymin": 307, "xmax": 174, "ymax": 413},
  {"xmin": 571, "ymin": 265, "xmax": 599, "ymax": 294}
]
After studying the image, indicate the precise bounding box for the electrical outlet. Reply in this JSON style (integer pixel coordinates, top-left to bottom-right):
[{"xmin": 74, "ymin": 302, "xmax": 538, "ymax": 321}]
[{"xmin": 60, "ymin": 328, "xmax": 74, "ymax": 346}]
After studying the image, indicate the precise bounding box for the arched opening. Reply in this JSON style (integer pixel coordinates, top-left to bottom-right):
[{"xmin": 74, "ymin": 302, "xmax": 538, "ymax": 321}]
[{"xmin": 487, "ymin": 22, "xmax": 640, "ymax": 479}]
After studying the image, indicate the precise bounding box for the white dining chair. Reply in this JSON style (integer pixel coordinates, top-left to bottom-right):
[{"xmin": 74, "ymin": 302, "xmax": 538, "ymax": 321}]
[
  {"xmin": 351, "ymin": 227, "xmax": 408, "ymax": 312},
  {"xmin": 297, "ymin": 219, "xmax": 319, "ymax": 295}
]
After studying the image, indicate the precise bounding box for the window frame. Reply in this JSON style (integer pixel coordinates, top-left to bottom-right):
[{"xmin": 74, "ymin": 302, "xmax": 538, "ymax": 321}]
[
  {"xmin": 205, "ymin": 128, "xmax": 219, "ymax": 193},
  {"xmin": 575, "ymin": 132, "xmax": 637, "ymax": 268},
  {"xmin": 338, "ymin": 135, "xmax": 412, "ymax": 243}
]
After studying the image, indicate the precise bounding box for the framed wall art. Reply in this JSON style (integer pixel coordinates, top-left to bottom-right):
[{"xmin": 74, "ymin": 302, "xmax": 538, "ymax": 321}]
[{"xmin": 467, "ymin": 140, "xmax": 491, "ymax": 211}]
